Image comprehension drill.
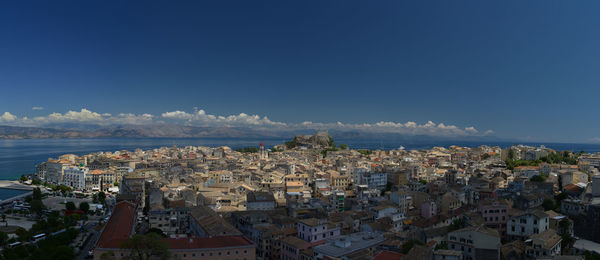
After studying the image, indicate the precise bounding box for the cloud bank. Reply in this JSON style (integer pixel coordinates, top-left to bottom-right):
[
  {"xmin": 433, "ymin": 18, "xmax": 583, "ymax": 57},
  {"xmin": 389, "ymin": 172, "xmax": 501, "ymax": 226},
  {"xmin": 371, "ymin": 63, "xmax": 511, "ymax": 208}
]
[{"xmin": 0, "ymin": 108, "xmax": 493, "ymax": 137}]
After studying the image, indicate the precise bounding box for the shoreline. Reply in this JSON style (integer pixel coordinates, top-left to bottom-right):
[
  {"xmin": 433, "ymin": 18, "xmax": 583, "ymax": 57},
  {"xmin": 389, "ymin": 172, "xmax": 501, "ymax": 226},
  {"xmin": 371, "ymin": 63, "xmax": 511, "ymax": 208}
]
[
  {"xmin": 0, "ymin": 190, "xmax": 33, "ymax": 205},
  {"xmin": 0, "ymin": 181, "xmax": 35, "ymax": 191}
]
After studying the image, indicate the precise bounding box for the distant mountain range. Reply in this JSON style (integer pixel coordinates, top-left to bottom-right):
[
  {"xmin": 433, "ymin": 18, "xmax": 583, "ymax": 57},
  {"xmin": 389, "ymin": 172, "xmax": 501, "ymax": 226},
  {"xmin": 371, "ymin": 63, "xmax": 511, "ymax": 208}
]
[{"xmin": 0, "ymin": 124, "xmax": 505, "ymax": 142}]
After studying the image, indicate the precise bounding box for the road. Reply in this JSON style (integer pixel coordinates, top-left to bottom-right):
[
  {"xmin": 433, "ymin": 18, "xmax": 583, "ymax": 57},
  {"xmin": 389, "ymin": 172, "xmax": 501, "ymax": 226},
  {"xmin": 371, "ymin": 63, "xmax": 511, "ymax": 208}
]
[{"xmin": 76, "ymin": 196, "xmax": 115, "ymax": 260}]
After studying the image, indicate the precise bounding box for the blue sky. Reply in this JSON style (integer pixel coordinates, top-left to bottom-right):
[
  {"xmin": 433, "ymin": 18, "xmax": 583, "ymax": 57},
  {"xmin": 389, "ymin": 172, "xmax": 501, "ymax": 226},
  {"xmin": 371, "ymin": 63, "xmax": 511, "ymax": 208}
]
[{"xmin": 0, "ymin": 1, "xmax": 599, "ymax": 142}]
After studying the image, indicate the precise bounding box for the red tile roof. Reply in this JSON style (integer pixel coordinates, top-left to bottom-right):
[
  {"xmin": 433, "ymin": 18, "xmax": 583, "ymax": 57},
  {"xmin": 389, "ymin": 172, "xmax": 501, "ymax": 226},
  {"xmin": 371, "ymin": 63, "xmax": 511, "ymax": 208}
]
[
  {"xmin": 96, "ymin": 201, "xmax": 137, "ymax": 249},
  {"xmin": 165, "ymin": 236, "xmax": 254, "ymax": 250},
  {"xmin": 373, "ymin": 250, "xmax": 404, "ymax": 260}
]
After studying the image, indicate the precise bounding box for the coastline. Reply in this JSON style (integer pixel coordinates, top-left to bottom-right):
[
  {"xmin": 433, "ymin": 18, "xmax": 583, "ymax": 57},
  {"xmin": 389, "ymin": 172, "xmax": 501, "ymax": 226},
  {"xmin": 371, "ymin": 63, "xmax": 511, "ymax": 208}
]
[
  {"xmin": 0, "ymin": 180, "xmax": 35, "ymax": 191},
  {"xmin": 0, "ymin": 190, "xmax": 33, "ymax": 205},
  {"xmin": 0, "ymin": 181, "xmax": 35, "ymax": 205}
]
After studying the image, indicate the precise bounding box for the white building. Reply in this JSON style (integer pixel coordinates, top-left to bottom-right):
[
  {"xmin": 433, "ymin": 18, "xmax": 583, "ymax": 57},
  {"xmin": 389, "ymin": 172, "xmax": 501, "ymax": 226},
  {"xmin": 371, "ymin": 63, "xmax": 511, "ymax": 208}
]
[
  {"xmin": 507, "ymin": 211, "xmax": 549, "ymax": 240},
  {"xmin": 62, "ymin": 166, "xmax": 88, "ymax": 190},
  {"xmin": 357, "ymin": 172, "xmax": 387, "ymax": 190},
  {"xmin": 447, "ymin": 225, "xmax": 501, "ymax": 260},
  {"xmin": 527, "ymin": 229, "xmax": 562, "ymax": 258}
]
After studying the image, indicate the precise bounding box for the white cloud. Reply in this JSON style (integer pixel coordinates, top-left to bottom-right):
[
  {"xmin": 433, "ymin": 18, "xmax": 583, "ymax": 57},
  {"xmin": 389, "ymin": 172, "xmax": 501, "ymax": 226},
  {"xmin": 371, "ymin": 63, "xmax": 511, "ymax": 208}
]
[
  {"xmin": 32, "ymin": 106, "xmax": 44, "ymax": 111},
  {"xmin": 465, "ymin": 126, "xmax": 478, "ymax": 134},
  {"xmin": 0, "ymin": 112, "xmax": 17, "ymax": 122},
  {"xmin": 161, "ymin": 109, "xmax": 286, "ymax": 126},
  {"xmin": 483, "ymin": 130, "xmax": 495, "ymax": 135},
  {"xmin": 12, "ymin": 108, "xmax": 154, "ymax": 126},
  {"xmin": 590, "ymin": 137, "xmax": 600, "ymax": 143},
  {"xmin": 113, "ymin": 113, "xmax": 154, "ymax": 125},
  {"xmin": 0, "ymin": 108, "xmax": 493, "ymax": 137},
  {"xmin": 295, "ymin": 120, "xmax": 486, "ymax": 137},
  {"xmin": 30, "ymin": 109, "xmax": 105, "ymax": 124}
]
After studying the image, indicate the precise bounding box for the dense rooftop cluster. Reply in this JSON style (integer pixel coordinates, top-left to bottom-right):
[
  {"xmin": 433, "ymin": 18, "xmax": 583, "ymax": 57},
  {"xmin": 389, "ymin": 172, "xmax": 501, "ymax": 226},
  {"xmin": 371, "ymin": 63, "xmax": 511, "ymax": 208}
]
[{"xmin": 28, "ymin": 133, "xmax": 600, "ymax": 260}]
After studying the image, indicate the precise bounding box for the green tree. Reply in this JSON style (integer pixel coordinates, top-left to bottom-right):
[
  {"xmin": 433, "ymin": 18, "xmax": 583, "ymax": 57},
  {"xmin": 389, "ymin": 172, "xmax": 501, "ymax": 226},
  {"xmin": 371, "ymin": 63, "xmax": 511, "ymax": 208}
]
[
  {"xmin": 558, "ymin": 175, "xmax": 563, "ymax": 191},
  {"xmin": 65, "ymin": 201, "xmax": 76, "ymax": 211},
  {"xmin": 400, "ymin": 240, "xmax": 424, "ymax": 254},
  {"xmin": 481, "ymin": 153, "xmax": 491, "ymax": 160},
  {"xmin": 234, "ymin": 147, "xmax": 259, "ymax": 153},
  {"xmin": 561, "ymin": 232, "xmax": 576, "ymax": 251},
  {"xmin": 15, "ymin": 227, "xmax": 29, "ymax": 241},
  {"xmin": 79, "ymin": 202, "xmax": 90, "ymax": 214},
  {"xmin": 508, "ymin": 149, "xmax": 516, "ymax": 160},
  {"xmin": 339, "ymin": 144, "xmax": 348, "ymax": 150},
  {"xmin": 114, "ymin": 182, "xmax": 119, "ymax": 187},
  {"xmin": 530, "ymin": 175, "xmax": 545, "ymax": 182},
  {"xmin": 32, "ymin": 187, "xmax": 43, "ymax": 200},
  {"xmin": 434, "ymin": 241, "xmax": 448, "ymax": 250},
  {"xmin": 49, "ymin": 245, "xmax": 76, "ymax": 259},
  {"xmin": 30, "ymin": 199, "xmax": 44, "ymax": 217},
  {"xmin": 555, "ymin": 192, "xmax": 568, "ymax": 210},
  {"xmin": 120, "ymin": 233, "xmax": 170, "ymax": 260},
  {"xmin": 448, "ymin": 219, "xmax": 466, "ymax": 232},
  {"xmin": 0, "ymin": 231, "xmax": 8, "ymax": 246},
  {"xmin": 63, "ymin": 215, "xmax": 77, "ymax": 227},
  {"xmin": 20, "ymin": 175, "xmax": 28, "ymax": 182},
  {"xmin": 146, "ymin": 228, "xmax": 167, "ymax": 238},
  {"xmin": 285, "ymin": 137, "xmax": 298, "ymax": 149},
  {"xmin": 98, "ymin": 192, "xmax": 106, "ymax": 204},
  {"xmin": 542, "ymin": 199, "xmax": 556, "ymax": 211},
  {"xmin": 357, "ymin": 149, "xmax": 372, "ymax": 155}
]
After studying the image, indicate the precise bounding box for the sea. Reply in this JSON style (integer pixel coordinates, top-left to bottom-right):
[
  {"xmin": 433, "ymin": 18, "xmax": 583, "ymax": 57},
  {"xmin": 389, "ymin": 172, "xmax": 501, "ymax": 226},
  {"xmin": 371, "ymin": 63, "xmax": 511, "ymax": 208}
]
[{"xmin": 0, "ymin": 137, "xmax": 599, "ymax": 183}]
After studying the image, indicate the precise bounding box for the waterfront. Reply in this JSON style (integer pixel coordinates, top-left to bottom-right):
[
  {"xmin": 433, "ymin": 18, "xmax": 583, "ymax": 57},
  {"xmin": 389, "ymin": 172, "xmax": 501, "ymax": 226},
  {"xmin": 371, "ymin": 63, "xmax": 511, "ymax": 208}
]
[
  {"xmin": 0, "ymin": 188, "xmax": 30, "ymax": 201},
  {"xmin": 1, "ymin": 137, "xmax": 600, "ymax": 180}
]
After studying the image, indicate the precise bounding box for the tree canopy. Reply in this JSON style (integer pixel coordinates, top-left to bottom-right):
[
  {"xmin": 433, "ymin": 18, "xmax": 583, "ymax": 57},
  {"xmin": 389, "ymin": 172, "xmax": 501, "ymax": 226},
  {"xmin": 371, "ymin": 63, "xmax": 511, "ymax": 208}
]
[
  {"xmin": 120, "ymin": 233, "xmax": 170, "ymax": 260},
  {"xmin": 65, "ymin": 201, "xmax": 76, "ymax": 211}
]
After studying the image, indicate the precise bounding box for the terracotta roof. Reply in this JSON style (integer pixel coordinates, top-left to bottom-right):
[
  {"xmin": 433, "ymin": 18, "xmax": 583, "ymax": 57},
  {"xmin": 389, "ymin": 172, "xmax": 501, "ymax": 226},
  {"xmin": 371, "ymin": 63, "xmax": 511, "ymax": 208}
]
[
  {"xmin": 373, "ymin": 250, "xmax": 404, "ymax": 260},
  {"xmin": 166, "ymin": 236, "xmax": 254, "ymax": 250},
  {"xmin": 96, "ymin": 201, "xmax": 137, "ymax": 249},
  {"xmin": 282, "ymin": 236, "xmax": 311, "ymax": 249}
]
